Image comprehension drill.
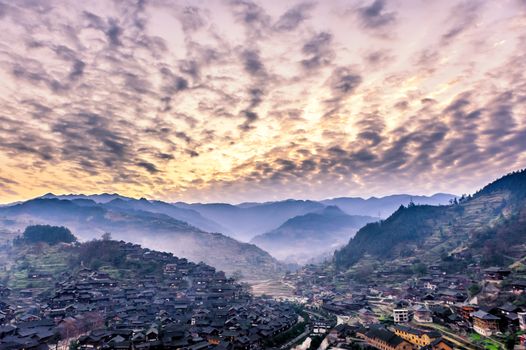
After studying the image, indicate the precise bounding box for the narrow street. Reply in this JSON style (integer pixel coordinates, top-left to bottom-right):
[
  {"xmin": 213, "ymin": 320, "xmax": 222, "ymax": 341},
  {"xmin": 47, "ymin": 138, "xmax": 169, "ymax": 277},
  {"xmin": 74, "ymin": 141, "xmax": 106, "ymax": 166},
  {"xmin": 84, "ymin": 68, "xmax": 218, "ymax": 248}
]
[{"xmin": 280, "ymin": 326, "xmax": 311, "ymax": 349}]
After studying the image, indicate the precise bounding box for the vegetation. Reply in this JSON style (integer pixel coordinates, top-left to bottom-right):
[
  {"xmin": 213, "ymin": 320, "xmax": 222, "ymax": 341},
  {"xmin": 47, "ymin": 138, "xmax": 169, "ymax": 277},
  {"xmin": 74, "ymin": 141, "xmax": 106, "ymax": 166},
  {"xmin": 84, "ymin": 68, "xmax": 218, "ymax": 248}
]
[
  {"xmin": 69, "ymin": 340, "xmax": 80, "ymax": 350},
  {"xmin": 334, "ymin": 169, "xmax": 526, "ymax": 270},
  {"xmin": 17, "ymin": 225, "xmax": 77, "ymax": 245},
  {"xmin": 74, "ymin": 240, "xmax": 164, "ymax": 275},
  {"xmin": 334, "ymin": 204, "xmax": 447, "ymax": 268},
  {"xmin": 468, "ymin": 283, "xmax": 481, "ymax": 297},
  {"xmin": 474, "ymin": 169, "xmax": 526, "ymax": 201},
  {"xmin": 0, "ymin": 238, "xmax": 170, "ymax": 291},
  {"xmin": 308, "ymin": 336, "xmax": 324, "ymax": 350},
  {"xmin": 262, "ymin": 319, "xmax": 307, "ymax": 347},
  {"xmin": 412, "ymin": 262, "xmax": 427, "ymax": 276}
]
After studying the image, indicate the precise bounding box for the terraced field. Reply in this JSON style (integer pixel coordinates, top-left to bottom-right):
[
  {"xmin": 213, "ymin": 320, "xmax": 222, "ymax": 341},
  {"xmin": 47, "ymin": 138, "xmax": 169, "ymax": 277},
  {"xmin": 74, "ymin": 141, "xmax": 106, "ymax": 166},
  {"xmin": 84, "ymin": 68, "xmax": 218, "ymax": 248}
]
[
  {"xmin": 247, "ymin": 278, "xmax": 296, "ymax": 298},
  {"xmin": 1, "ymin": 244, "xmax": 71, "ymax": 290}
]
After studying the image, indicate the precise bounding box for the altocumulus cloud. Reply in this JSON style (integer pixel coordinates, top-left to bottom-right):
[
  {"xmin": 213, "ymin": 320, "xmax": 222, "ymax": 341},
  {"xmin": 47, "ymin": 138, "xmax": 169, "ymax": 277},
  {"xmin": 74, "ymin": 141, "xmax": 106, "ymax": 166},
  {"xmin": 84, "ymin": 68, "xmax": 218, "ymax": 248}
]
[{"xmin": 0, "ymin": 0, "xmax": 524, "ymax": 203}]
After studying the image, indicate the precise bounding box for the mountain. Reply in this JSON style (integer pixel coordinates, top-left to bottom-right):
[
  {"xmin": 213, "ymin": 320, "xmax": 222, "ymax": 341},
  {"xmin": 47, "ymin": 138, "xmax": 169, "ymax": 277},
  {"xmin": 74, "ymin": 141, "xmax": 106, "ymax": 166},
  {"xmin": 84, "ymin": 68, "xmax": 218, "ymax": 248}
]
[
  {"xmin": 174, "ymin": 195, "xmax": 454, "ymax": 241},
  {"xmin": 103, "ymin": 198, "xmax": 229, "ymax": 234},
  {"xmin": 0, "ymin": 198, "xmax": 282, "ymax": 277},
  {"xmin": 334, "ymin": 169, "xmax": 526, "ymax": 270},
  {"xmin": 321, "ymin": 193, "xmax": 456, "ymax": 218},
  {"xmin": 42, "ymin": 194, "xmax": 229, "ymax": 234},
  {"xmin": 251, "ymin": 206, "xmax": 378, "ymax": 264},
  {"xmin": 174, "ymin": 200, "xmax": 325, "ymax": 241},
  {"xmin": 41, "ymin": 192, "xmax": 128, "ymax": 203}
]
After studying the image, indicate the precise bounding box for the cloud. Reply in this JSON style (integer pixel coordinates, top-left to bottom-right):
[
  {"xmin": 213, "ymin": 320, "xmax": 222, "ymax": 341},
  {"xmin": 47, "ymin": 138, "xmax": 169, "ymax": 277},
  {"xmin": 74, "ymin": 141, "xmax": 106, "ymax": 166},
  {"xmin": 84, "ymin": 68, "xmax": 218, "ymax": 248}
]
[
  {"xmin": 229, "ymin": 0, "xmax": 270, "ymax": 39},
  {"xmin": 274, "ymin": 2, "xmax": 315, "ymax": 32},
  {"xmin": 301, "ymin": 31, "xmax": 333, "ymax": 70},
  {"xmin": 137, "ymin": 161, "xmax": 160, "ymax": 174},
  {"xmin": 357, "ymin": 0, "xmax": 396, "ymax": 30},
  {"xmin": 440, "ymin": 1, "xmax": 481, "ymax": 45},
  {"xmin": 179, "ymin": 6, "xmax": 206, "ymax": 32},
  {"xmin": 328, "ymin": 68, "xmax": 362, "ymax": 95},
  {"xmin": 178, "ymin": 59, "xmax": 200, "ymax": 80},
  {"xmin": 160, "ymin": 67, "xmax": 189, "ymax": 95},
  {"xmin": 247, "ymin": 87, "xmax": 264, "ymax": 109},
  {"xmin": 240, "ymin": 49, "xmax": 266, "ymax": 77},
  {"xmin": 322, "ymin": 66, "xmax": 362, "ymax": 117},
  {"xmin": 106, "ymin": 18, "xmax": 122, "ymax": 46},
  {"xmin": 0, "ymin": 0, "xmax": 524, "ymax": 203},
  {"xmin": 364, "ymin": 49, "xmax": 395, "ymax": 67},
  {"xmin": 239, "ymin": 110, "xmax": 259, "ymax": 131},
  {"xmin": 0, "ymin": 176, "xmax": 18, "ymax": 185}
]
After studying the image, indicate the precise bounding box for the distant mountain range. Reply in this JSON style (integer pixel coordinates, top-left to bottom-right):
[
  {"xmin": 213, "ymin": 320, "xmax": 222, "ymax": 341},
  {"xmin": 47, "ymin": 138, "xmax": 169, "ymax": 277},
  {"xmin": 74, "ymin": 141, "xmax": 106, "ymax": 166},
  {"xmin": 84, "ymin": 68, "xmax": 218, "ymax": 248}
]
[
  {"xmin": 251, "ymin": 206, "xmax": 378, "ymax": 264},
  {"xmin": 0, "ymin": 192, "xmax": 456, "ymax": 271},
  {"xmin": 3, "ymin": 169, "xmax": 525, "ymax": 274},
  {"xmin": 173, "ymin": 194, "xmax": 455, "ymax": 241},
  {"xmin": 334, "ymin": 169, "xmax": 526, "ymax": 270},
  {"xmin": 173, "ymin": 200, "xmax": 326, "ymax": 241},
  {"xmin": 41, "ymin": 193, "xmax": 229, "ymax": 234},
  {"xmin": 0, "ymin": 198, "xmax": 281, "ymax": 278},
  {"xmin": 321, "ymin": 193, "xmax": 456, "ymax": 218}
]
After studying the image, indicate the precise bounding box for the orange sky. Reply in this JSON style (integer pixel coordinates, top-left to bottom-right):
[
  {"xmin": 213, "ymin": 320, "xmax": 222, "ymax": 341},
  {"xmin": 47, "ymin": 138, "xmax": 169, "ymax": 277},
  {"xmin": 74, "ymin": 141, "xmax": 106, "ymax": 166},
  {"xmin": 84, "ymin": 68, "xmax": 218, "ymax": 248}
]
[{"xmin": 0, "ymin": 0, "xmax": 525, "ymax": 203}]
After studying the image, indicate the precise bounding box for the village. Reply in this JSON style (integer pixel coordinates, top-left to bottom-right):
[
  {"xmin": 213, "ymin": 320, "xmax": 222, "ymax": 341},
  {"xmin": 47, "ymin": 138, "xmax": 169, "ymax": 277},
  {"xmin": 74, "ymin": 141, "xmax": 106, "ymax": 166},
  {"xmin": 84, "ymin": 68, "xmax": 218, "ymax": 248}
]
[
  {"xmin": 0, "ymin": 240, "xmax": 301, "ymax": 349},
  {"xmin": 1, "ymin": 239, "xmax": 526, "ymax": 349},
  {"xmin": 281, "ymin": 258, "xmax": 526, "ymax": 350}
]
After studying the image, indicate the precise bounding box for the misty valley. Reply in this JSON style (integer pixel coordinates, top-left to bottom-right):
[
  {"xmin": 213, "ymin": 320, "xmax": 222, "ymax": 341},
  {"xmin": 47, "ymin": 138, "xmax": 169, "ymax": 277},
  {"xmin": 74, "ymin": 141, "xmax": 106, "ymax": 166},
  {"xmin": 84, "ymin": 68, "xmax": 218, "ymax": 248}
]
[
  {"xmin": 1, "ymin": 0, "xmax": 526, "ymax": 349},
  {"xmin": 1, "ymin": 170, "xmax": 526, "ymax": 350}
]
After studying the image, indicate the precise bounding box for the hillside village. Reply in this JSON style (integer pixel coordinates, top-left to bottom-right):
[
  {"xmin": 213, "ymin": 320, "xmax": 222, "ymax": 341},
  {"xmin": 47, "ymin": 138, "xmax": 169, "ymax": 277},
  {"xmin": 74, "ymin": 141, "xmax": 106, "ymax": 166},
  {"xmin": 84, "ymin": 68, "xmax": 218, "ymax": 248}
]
[
  {"xmin": 1, "ymin": 0, "xmax": 526, "ymax": 348},
  {"xmin": 1, "ymin": 228, "xmax": 526, "ymax": 350},
  {"xmin": 0, "ymin": 239, "xmax": 300, "ymax": 350},
  {"xmin": 283, "ymin": 251, "xmax": 526, "ymax": 349},
  {"xmin": 0, "ymin": 171, "xmax": 526, "ymax": 350}
]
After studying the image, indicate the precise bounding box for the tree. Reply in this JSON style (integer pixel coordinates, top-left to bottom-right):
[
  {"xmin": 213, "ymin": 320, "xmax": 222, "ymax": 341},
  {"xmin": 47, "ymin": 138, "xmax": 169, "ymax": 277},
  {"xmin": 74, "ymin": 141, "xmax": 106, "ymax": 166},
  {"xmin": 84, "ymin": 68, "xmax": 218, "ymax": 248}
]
[
  {"xmin": 101, "ymin": 232, "xmax": 112, "ymax": 241},
  {"xmin": 412, "ymin": 263, "xmax": 427, "ymax": 276},
  {"xmin": 353, "ymin": 264, "xmax": 374, "ymax": 282},
  {"xmin": 69, "ymin": 340, "xmax": 80, "ymax": 350},
  {"xmin": 468, "ymin": 283, "xmax": 481, "ymax": 297},
  {"xmin": 21, "ymin": 225, "xmax": 76, "ymax": 245},
  {"xmin": 231, "ymin": 270, "xmax": 243, "ymax": 281}
]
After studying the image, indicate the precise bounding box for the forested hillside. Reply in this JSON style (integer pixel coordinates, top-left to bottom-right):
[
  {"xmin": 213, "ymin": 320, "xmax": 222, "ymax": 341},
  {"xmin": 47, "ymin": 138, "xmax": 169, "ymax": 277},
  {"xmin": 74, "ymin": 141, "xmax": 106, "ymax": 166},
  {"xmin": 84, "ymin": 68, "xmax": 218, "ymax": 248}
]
[{"xmin": 334, "ymin": 169, "xmax": 526, "ymax": 269}]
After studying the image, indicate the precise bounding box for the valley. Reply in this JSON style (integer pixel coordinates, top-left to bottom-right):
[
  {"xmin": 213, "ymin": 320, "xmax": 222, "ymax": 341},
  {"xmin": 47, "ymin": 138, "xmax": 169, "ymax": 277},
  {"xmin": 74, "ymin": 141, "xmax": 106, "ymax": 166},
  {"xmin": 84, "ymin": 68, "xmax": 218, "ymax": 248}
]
[
  {"xmin": 1, "ymin": 169, "xmax": 526, "ymax": 350},
  {"xmin": 1, "ymin": 1, "xmax": 525, "ymax": 349}
]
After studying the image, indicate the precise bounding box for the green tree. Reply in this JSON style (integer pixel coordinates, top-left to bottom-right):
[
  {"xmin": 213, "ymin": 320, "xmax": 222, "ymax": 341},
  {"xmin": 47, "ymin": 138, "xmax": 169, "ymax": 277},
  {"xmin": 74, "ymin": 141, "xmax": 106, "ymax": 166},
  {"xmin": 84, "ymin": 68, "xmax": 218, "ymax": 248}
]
[
  {"xmin": 101, "ymin": 232, "xmax": 112, "ymax": 241},
  {"xmin": 468, "ymin": 283, "xmax": 481, "ymax": 297},
  {"xmin": 231, "ymin": 270, "xmax": 243, "ymax": 281},
  {"xmin": 22, "ymin": 225, "xmax": 76, "ymax": 245},
  {"xmin": 412, "ymin": 263, "xmax": 427, "ymax": 276},
  {"xmin": 69, "ymin": 340, "xmax": 80, "ymax": 350}
]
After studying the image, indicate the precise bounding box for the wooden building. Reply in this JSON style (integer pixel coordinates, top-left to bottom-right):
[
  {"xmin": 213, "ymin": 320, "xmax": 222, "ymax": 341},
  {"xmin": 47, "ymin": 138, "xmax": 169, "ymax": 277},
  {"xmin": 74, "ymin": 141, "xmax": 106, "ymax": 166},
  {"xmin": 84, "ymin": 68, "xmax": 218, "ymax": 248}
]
[{"xmin": 471, "ymin": 310, "xmax": 500, "ymax": 336}]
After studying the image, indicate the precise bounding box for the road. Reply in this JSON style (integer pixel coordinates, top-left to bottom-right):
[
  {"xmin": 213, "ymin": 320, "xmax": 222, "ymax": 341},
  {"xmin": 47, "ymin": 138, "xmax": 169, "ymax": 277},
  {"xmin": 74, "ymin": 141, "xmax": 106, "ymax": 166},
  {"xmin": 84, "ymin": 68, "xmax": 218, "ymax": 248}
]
[{"xmin": 280, "ymin": 326, "xmax": 311, "ymax": 349}]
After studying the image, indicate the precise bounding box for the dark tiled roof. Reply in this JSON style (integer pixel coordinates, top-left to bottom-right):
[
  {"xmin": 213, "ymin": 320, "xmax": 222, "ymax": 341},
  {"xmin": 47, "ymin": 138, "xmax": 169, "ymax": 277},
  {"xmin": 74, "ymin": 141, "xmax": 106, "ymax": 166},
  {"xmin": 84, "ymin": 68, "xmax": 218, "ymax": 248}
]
[
  {"xmin": 366, "ymin": 327, "xmax": 406, "ymax": 347},
  {"xmin": 471, "ymin": 310, "xmax": 499, "ymax": 320}
]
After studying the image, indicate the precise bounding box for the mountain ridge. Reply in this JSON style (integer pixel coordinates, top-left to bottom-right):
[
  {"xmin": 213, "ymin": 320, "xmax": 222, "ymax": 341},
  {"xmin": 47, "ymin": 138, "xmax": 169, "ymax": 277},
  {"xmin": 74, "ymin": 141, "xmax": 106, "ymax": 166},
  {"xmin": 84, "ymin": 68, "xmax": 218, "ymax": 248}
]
[
  {"xmin": 251, "ymin": 205, "xmax": 379, "ymax": 264},
  {"xmin": 334, "ymin": 169, "xmax": 526, "ymax": 270},
  {"xmin": 13, "ymin": 192, "xmax": 456, "ymax": 245},
  {"xmin": 0, "ymin": 198, "xmax": 282, "ymax": 278}
]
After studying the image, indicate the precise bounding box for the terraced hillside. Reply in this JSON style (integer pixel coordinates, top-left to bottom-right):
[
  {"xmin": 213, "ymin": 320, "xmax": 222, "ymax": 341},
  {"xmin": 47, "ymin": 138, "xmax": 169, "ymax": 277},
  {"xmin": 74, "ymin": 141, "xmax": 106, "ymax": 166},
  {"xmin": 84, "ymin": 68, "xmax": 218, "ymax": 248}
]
[
  {"xmin": 0, "ymin": 199, "xmax": 283, "ymax": 278},
  {"xmin": 334, "ymin": 169, "xmax": 526, "ymax": 269}
]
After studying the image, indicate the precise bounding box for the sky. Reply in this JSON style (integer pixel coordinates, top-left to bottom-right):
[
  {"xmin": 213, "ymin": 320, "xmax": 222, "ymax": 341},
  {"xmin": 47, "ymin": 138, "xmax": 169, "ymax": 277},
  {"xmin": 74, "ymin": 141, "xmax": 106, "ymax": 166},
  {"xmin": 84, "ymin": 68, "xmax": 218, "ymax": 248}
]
[{"xmin": 0, "ymin": 0, "xmax": 525, "ymax": 204}]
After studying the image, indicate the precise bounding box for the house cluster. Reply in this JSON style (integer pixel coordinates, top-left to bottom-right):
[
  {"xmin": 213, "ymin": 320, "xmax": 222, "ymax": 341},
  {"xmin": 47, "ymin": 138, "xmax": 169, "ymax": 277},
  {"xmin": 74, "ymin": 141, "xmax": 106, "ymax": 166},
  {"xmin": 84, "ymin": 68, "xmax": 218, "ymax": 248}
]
[
  {"xmin": 357, "ymin": 324, "xmax": 454, "ymax": 350},
  {"xmin": 387, "ymin": 267, "xmax": 526, "ymax": 333},
  {"xmin": 321, "ymin": 323, "xmax": 453, "ymax": 350},
  {"xmin": 0, "ymin": 319, "xmax": 59, "ymax": 349},
  {"xmin": 74, "ymin": 299, "xmax": 298, "ymax": 350},
  {"xmin": 288, "ymin": 261, "xmax": 526, "ymax": 349},
  {"xmin": 0, "ymin": 241, "xmax": 299, "ymax": 349}
]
